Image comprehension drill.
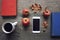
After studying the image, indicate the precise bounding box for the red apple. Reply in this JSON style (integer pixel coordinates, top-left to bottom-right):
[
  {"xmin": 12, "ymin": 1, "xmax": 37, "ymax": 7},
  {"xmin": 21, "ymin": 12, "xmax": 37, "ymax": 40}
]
[
  {"xmin": 22, "ymin": 18, "xmax": 30, "ymax": 26},
  {"xmin": 43, "ymin": 9, "xmax": 51, "ymax": 17},
  {"xmin": 22, "ymin": 9, "xmax": 29, "ymax": 16}
]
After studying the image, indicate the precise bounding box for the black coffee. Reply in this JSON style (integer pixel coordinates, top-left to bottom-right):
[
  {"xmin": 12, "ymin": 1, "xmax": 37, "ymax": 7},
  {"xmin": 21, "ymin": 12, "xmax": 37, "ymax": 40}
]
[{"xmin": 4, "ymin": 23, "xmax": 12, "ymax": 32}]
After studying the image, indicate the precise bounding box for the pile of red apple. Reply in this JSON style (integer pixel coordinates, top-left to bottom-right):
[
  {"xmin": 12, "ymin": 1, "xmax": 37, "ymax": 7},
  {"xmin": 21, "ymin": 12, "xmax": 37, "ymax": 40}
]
[{"xmin": 22, "ymin": 18, "xmax": 30, "ymax": 26}]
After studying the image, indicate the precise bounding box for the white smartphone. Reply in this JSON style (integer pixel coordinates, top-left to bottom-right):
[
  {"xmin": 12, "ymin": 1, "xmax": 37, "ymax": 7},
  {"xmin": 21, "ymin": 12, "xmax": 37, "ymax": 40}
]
[{"xmin": 32, "ymin": 16, "xmax": 40, "ymax": 33}]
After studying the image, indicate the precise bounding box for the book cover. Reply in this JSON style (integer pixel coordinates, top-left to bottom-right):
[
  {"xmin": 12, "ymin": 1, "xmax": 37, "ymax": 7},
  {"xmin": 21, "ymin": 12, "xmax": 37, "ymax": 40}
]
[{"xmin": 2, "ymin": 0, "xmax": 16, "ymax": 16}]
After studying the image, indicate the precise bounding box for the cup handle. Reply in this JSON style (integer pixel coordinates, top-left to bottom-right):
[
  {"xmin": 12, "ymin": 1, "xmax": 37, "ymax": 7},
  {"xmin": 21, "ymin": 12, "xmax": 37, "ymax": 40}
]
[{"xmin": 12, "ymin": 22, "xmax": 18, "ymax": 26}]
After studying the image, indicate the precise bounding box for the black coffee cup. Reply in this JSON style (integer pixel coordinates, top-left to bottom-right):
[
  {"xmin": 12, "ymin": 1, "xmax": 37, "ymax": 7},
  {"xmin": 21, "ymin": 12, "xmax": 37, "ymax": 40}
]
[{"xmin": 2, "ymin": 22, "xmax": 17, "ymax": 34}]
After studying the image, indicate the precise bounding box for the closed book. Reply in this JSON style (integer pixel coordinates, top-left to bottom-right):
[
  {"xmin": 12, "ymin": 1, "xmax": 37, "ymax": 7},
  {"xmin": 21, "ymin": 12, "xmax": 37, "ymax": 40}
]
[
  {"xmin": 2, "ymin": 0, "xmax": 16, "ymax": 16},
  {"xmin": 51, "ymin": 12, "xmax": 60, "ymax": 37}
]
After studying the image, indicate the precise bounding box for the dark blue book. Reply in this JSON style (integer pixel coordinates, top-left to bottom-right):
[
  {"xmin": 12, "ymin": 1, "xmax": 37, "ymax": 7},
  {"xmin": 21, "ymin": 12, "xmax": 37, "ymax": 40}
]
[{"xmin": 51, "ymin": 12, "xmax": 60, "ymax": 37}]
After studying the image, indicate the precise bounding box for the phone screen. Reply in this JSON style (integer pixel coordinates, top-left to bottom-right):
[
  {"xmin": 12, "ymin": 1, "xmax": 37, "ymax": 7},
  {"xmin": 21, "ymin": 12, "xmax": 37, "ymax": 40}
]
[{"xmin": 33, "ymin": 19, "xmax": 40, "ymax": 31}]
